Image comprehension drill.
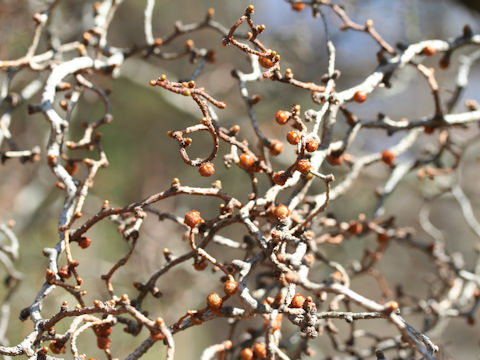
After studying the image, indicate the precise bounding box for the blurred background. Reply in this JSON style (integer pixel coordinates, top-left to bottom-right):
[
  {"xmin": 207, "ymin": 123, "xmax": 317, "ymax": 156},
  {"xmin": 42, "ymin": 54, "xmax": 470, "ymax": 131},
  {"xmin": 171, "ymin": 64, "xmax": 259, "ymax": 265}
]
[{"xmin": 0, "ymin": 0, "xmax": 479, "ymax": 358}]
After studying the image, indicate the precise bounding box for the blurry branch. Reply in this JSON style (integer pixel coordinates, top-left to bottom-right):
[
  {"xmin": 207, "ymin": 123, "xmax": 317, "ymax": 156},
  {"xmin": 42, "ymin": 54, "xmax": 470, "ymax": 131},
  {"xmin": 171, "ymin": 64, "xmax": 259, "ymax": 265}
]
[{"xmin": 451, "ymin": 184, "xmax": 480, "ymax": 240}]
